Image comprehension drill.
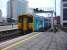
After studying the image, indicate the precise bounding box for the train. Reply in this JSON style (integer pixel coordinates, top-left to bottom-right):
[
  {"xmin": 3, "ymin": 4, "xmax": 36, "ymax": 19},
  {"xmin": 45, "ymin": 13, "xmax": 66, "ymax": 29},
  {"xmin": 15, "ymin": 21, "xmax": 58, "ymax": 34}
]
[
  {"xmin": 33, "ymin": 15, "xmax": 47, "ymax": 32},
  {"xmin": 17, "ymin": 13, "xmax": 47, "ymax": 34}
]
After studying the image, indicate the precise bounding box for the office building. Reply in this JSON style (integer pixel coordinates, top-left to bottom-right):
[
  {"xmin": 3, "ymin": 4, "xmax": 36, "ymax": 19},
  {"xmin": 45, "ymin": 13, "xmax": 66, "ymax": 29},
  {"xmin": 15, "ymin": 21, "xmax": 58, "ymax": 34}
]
[
  {"xmin": 0, "ymin": 9, "xmax": 3, "ymax": 23},
  {"xmin": 61, "ymin": 0, "xmax": 67, "ymax": 28},
  {"xmin": 7, "ymin": 0, "xmax": 28, "ymax": 21},
  {"xmin": 0, "ymin": 9, "xmax": 2, "ymax": 17}
]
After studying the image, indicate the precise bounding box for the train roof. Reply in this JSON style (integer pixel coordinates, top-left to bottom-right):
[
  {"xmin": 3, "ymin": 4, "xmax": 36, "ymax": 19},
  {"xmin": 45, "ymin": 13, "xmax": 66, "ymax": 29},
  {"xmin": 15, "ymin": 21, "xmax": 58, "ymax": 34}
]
[{"xmin": 18, "ymin": 13, "xmax": 33, "ymax": 17}]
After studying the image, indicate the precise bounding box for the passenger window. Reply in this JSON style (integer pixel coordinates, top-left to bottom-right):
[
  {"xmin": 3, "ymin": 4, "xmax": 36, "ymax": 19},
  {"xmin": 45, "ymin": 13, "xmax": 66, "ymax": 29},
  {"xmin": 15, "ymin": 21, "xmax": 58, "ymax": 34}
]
[
  {"xmin": 23, "ymin": 18, "xmax": 27, "ymax": 23},
  {"xmin": 18, "ymin": 16, "xmax": 23, "ymax": 23},
  {"xmin": 28, "ymin": 17, "xmax": 33, "ymax": 23}
]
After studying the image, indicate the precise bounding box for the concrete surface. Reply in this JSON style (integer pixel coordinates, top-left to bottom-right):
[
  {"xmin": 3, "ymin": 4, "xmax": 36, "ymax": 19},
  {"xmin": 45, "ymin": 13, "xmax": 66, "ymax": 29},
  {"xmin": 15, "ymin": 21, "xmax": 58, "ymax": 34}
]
[{"xmin": 1, "ymin": 32, "xmax": 67, "ymax": 50}]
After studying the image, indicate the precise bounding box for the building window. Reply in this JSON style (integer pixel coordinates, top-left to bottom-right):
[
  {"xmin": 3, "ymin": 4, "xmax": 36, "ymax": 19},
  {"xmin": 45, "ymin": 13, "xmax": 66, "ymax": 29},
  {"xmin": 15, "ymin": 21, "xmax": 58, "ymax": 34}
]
[
  {"xmin": 63, "ymin": 18, "xmax": 67, "ymax": 20},
  {"xmin": 28, "ymin": 17, "xmax": 33, "ymax": 23},
  {"xmin": 63, "ymin": 0, "xmax": 67, "ymax": 1},
  {"xmin": 63, "ymin": 23, "xmax": 67, "ymax": 27},
  {"xmin": 63, "ymin": 8, "xmax": 67, "ymax": 20},
  {"xmin": 63, "ymin": 4, "xmax": 67, "ymax": 7}
]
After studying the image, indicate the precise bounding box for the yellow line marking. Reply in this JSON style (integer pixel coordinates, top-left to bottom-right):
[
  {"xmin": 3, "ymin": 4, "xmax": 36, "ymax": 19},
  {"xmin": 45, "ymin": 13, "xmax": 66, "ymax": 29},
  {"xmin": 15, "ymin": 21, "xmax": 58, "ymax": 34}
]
[
  {"xmin": 2, "ymin": 48, "xmax": 7, "ymax": 50},
  {"xmin": 2, "ymin": 33, "xmax": 40, "ymax": 50}
]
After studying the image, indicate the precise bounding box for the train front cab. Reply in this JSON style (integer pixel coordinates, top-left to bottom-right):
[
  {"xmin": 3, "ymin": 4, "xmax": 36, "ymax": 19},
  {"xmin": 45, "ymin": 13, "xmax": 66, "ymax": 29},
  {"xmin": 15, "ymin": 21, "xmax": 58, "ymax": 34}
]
[{"xmin": 18, "ymin": 14, "xmax": 33, "ymax": 35}]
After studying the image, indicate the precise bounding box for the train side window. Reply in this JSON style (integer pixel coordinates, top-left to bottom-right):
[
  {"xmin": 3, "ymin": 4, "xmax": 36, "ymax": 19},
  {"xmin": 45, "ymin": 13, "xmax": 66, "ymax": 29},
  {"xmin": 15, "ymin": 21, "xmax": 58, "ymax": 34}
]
[
  {"xmin": 23, "ymin": 17, "xmax": 27, "ymax": 23},
  {"xmin": 18, "ymin": 16, "xmax": 20, "ymax": 22},
  {"xmin": 28, "ymin": 16, "xmax": 33, "ymax": 23},
  {"xmin": 18, "ymin": 16, "xmax": 23, "ymax": 22}
]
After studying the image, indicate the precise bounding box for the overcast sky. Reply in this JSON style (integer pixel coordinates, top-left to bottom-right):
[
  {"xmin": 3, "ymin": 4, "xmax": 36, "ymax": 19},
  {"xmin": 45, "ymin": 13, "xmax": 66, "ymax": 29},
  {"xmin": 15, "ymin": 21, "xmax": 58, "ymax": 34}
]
[{"xmin": 0, "ymin": 0, "xmax": 60, "ymax": 17}]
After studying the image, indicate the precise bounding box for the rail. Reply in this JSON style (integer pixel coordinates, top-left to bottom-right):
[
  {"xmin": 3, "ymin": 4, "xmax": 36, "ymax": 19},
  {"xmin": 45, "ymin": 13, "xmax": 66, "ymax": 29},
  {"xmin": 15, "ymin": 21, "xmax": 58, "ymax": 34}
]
[{"xmin": 0, "ymin": 29, "xmax": 20, "ymax": 42}]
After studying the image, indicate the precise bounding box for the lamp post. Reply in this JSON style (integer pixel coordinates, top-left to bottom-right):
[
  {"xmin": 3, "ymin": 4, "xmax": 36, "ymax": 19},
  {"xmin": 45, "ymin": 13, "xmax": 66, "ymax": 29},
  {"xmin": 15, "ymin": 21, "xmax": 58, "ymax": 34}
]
[
  {"xmin": 54, "ymin": 0, "xmax": 56, "ymax": 27},
  {"xmin": 55, "ymin": 0, "xmax": 56, "ymax": 18},
  {"xmin": 54, "ymin": 0, "xmax": 57, "ymax": 32}
]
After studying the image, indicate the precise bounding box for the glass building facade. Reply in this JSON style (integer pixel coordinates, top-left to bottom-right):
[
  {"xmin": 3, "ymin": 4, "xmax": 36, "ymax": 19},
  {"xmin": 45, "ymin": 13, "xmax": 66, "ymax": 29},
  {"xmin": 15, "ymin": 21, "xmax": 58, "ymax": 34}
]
[
  {"xmin": 62, "ymin": 0, "xmax": 67, "ymax": 27},
  {"xmin": 63, "ymin": 4, "xmax": 67, "ymax": 7},
  {"xmin": 63, "ymin": 0, "xmax": 67, "ymax": 1},
  {"xmin": 7, "ymin": 0, "xmax": 28, "ymax": 20},
  {"xmin": 63, "ymin": 8, "xmax": 67, "ymax": 20}
]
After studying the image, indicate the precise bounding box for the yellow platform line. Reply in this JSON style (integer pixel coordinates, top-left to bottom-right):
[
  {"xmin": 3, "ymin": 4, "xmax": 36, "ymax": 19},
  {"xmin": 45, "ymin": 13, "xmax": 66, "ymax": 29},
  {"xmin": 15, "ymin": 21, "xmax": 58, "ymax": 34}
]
[{"xmin": 2, "ymin": 33, "xmax": 40, "ymax": 50}]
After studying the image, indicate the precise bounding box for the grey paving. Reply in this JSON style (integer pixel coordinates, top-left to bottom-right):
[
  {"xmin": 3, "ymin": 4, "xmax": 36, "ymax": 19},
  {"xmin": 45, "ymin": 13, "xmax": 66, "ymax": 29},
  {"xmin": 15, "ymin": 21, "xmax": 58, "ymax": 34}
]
[{"xmin": 5, "ymin": 32, "xmax": 67, "ymax": 50}]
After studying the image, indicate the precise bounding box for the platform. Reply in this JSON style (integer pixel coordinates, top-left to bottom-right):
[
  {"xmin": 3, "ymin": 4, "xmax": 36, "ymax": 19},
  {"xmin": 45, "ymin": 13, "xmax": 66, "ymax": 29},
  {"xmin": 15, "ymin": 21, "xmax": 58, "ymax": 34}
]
[
  {"xmin": 0, "ymin": 32, "xmax": 67, "ymax": 50},
  {"xmin": 0, "ymin": 25, "xmax": 17, "ymax": 31}
]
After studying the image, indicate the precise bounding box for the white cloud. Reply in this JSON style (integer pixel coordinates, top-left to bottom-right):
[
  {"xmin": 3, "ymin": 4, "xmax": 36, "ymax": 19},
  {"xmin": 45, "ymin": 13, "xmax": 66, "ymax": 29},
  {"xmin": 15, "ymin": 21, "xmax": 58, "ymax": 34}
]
[
  {"xmin": 0, "ymin": 0, "xmax": 8, "ymax": 17},
  {"xmin": 0, "ymin": 0, "xmax": 60, "ymax": 17},
  {"xmin": 28, "ymin": 0, "xmax": 55, "ymax": 8},
  {"xmin": 28, "ymin": 0, "xmax": 60, "ymax": 16}
]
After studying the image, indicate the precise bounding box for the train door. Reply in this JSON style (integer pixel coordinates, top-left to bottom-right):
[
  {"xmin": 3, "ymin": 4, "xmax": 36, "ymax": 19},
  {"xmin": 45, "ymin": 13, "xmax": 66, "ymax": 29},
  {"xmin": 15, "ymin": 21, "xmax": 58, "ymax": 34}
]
[
  {"xmin": 18, "ymin": 16, "xmax": 23, "ymax": 30},
  {"xmin": 23, "ymin": 16, "xmax": 29, "ymax": 34},
  {"xmin": 23, "ymin": 17, "xmax": 27, "ymax": 31},
  {"xmin": 27, "ymin": 16, "xmax": 33, "ymax": 33}
]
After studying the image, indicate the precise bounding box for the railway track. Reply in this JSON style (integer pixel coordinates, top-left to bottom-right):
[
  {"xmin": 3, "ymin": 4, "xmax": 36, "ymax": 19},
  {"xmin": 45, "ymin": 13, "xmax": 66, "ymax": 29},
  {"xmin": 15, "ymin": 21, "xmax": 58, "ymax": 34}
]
[{"xmin": 0, "ymin": 29, "xmax": 22, "ymax": 42}]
